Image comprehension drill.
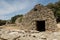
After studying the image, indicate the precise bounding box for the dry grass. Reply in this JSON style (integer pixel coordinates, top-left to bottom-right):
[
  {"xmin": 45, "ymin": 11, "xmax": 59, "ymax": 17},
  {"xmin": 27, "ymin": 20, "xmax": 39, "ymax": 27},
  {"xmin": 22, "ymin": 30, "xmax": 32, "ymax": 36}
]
[
  {"xmin": 0, "ymin": 26, "xmax": 20, "ymax": 30},
  {"xmin": 4, "ymin": 26, "xmax": 20, "ymax": 30},
  {"xmin": 0, "ymin": 23, "xmax": 60, "ymax": 31}
]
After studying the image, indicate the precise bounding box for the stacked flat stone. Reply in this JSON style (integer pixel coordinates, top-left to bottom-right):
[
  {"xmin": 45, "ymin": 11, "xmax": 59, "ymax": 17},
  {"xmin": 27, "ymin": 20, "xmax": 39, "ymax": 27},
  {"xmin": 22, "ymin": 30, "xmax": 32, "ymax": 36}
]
[{"xmin": 15, "ymin": 4, "xmax": 57, "ymax": 32}]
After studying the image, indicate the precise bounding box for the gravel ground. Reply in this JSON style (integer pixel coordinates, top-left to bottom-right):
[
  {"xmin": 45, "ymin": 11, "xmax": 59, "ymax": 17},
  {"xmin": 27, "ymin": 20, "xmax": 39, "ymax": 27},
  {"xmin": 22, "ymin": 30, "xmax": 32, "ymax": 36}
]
[{"xmin": 0, "ymin": 29, "xmax": 60, "ymax": 40}]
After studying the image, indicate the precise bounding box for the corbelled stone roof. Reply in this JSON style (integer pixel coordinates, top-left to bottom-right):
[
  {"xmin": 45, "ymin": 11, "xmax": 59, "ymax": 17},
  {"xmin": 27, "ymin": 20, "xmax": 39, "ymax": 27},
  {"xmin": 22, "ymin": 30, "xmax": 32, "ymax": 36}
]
[{"xmin": 15, "ymin": 4, "xmax": 57, "ymax": 32}]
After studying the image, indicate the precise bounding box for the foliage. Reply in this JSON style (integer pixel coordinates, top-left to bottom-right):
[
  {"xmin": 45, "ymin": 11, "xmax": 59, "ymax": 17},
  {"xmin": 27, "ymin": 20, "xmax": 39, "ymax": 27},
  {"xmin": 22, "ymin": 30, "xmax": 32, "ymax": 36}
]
[
  {"xmin": 46, "ymin": 1, "xmax": 60, "ymax": 23},
  {"xmin": 11, "ymin": 15, "xmax": 23, "ymax": 23},
  {"xmin": 0, "ymin": 20, "xmax": 6, "ymax": 26}
]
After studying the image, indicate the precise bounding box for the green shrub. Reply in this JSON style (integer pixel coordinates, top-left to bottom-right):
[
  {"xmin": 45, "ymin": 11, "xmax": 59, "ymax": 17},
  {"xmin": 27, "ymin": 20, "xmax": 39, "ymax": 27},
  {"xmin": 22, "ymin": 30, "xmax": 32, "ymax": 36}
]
[
  {"xmin": 0, "ymin": 20, "xmax": 6, "ymax": 26},
  {"xmin": 46, "ymin": 1, "xmax": 60, "ymax": 23},
  {"xmin": 11, "ymin": 15, "xmax": 23, "ymax": 23}
]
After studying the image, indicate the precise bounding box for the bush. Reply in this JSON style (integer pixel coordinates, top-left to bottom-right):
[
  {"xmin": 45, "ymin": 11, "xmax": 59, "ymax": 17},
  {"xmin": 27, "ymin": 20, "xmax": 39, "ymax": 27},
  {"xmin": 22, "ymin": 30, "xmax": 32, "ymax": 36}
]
[
  {"xmin": 46, "ymin": 1, "xmax": 60, "ymax": 23},
  {"xmin": 0, "ymin": 20, "xmax": 6, "ymax": 26},
  {"xmin": 11, "ymin": 15, "xmax": 23, "ymax": 23}
]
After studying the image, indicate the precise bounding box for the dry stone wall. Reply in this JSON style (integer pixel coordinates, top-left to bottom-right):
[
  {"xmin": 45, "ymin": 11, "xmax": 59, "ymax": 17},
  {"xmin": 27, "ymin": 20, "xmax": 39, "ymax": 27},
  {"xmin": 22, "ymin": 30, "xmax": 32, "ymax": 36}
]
[{"xmin": 16, "ymin": 4, "xmax": 57, "ymax": 31}]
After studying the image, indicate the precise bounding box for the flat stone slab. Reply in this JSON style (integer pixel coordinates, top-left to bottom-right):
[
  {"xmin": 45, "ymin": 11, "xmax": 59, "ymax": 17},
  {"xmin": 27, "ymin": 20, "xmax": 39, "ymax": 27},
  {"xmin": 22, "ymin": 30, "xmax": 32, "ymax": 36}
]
[{"xmin": 0, "ymin": 29, "xmax": 60, "ymax": 40}]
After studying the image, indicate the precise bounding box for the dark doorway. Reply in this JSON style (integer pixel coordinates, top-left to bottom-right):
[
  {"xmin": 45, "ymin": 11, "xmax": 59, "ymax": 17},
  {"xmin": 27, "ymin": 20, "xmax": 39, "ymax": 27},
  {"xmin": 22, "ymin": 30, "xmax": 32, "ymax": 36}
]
[{"xmin": 36, "ymin": 20, "xmax": 45, "ymax": 32}]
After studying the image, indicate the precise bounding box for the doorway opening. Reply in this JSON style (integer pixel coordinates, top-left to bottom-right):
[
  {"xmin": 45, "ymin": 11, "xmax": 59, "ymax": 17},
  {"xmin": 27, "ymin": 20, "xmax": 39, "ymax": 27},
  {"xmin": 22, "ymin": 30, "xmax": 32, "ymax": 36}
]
[{"xmin": 36, "ymin": 20, "xmax": 45, "ymax": 32}]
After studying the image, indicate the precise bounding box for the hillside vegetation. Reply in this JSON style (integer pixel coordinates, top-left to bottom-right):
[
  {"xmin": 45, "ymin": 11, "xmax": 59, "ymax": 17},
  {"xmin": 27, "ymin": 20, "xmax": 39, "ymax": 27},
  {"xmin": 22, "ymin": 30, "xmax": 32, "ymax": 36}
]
[
  {"xmin": 11, "ymin": 15, "xmax": 23, "ymax": 23},
  {"xmin": 46, "ymin": 1, "xmax": 60, "ymax": 23},
  {"xmin": 0, "ymin": 20, "xmax": 6, "ymax": 26}
]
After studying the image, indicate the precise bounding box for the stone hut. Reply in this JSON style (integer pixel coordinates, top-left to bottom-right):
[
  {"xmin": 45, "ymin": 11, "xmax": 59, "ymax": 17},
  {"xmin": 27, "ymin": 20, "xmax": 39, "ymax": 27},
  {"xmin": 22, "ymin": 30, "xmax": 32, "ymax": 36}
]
[{"xmin": 17, "ymin": 4, "xmax": 57, "ymax": 32}]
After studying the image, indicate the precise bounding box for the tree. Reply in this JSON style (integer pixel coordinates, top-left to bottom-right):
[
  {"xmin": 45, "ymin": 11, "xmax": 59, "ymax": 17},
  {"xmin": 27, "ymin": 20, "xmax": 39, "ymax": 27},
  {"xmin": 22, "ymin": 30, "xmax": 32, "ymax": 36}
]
[
  {"xmin": 46, "ymin": 1, "xmax": 60, "ymax": 23},
  {"xmin": 11, "ymin": 15, "xmax": 23, "ymax": 23},
  {"xmin": 0, "ymin": 20, "xmax": 6, "ymax": 26}
]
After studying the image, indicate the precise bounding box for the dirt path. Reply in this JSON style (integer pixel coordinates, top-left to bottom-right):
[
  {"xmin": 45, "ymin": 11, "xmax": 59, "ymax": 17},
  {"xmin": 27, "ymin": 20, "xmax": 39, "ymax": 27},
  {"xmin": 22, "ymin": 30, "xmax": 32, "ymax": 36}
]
[{"xmin": 0, "ymin": 26, "xmax": 20, "ymax": 30}]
